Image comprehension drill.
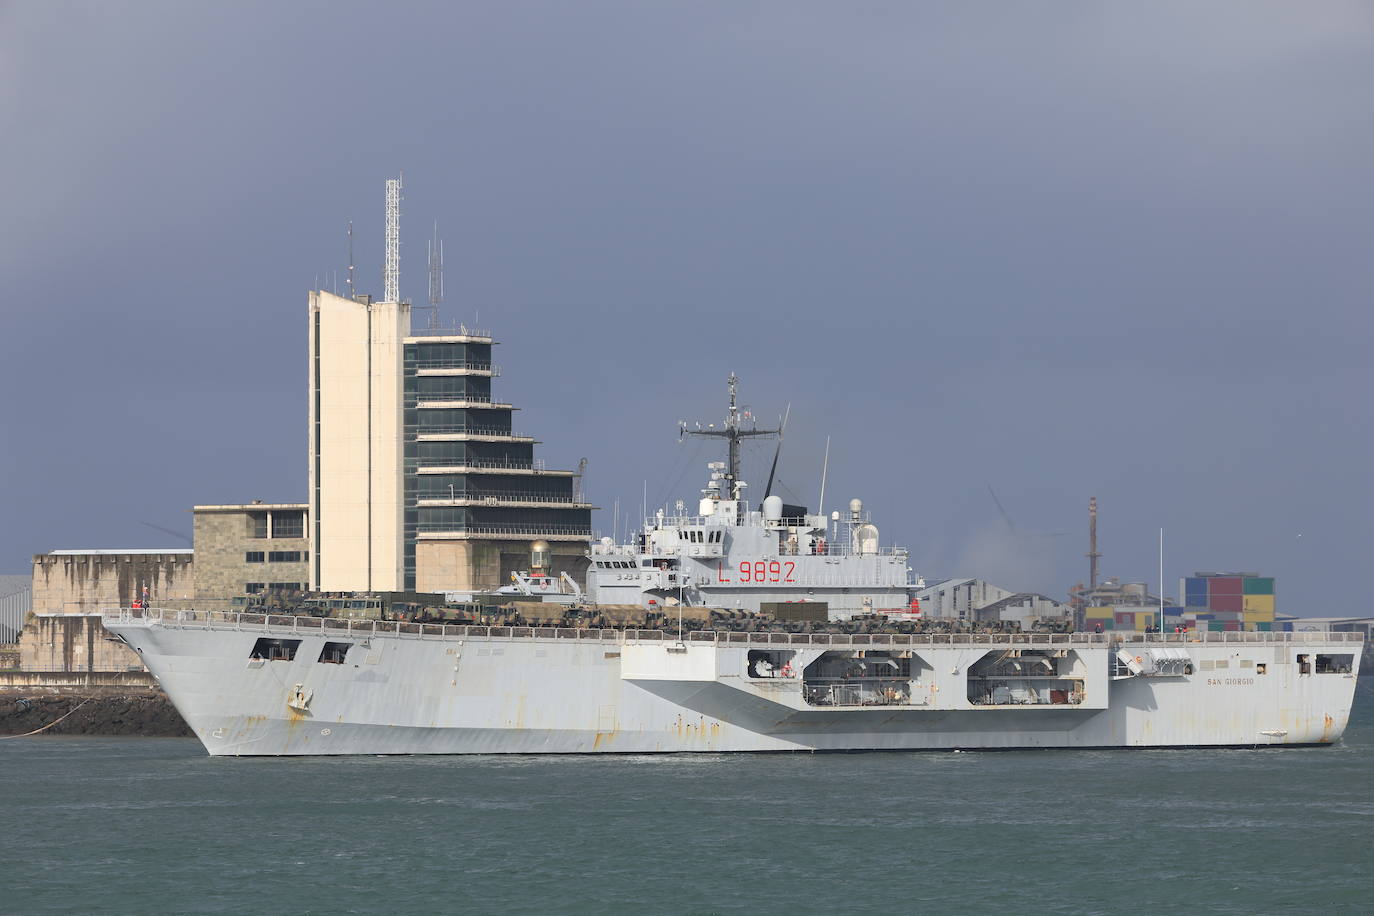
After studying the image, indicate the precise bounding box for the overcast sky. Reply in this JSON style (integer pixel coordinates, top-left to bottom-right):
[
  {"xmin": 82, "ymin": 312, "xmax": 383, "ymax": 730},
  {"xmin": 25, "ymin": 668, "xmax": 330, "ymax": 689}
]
[{"xmin": 3, "ymin": 1, "xmax": 1371, "ymax": 610}]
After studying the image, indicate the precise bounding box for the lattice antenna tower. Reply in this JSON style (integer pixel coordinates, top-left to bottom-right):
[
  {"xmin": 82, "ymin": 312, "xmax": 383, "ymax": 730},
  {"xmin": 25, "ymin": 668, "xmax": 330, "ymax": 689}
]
[
  {"xmin": 346, "ymin": 220, "xmax": 355, "ymax": 299},
  {"xmin": 383, "ymin": 175, "xmax": 402, "ymax": 302},
  {"xmin": 427, "ymin": 221, "xmax": 443, "ymax": 330}
]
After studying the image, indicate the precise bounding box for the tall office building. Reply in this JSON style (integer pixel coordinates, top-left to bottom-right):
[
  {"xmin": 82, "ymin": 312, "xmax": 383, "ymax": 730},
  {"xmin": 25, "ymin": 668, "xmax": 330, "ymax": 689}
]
[{"xmin": 308, "ymin": 290, "xmax": 593, "ymax": 593}]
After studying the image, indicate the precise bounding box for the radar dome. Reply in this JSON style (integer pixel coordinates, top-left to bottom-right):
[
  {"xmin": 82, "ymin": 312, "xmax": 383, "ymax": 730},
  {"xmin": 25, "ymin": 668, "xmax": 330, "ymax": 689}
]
[
  {"xmin": 762, "ymin": 495, "xmax": 784, "ymax": 521},
  {"xmin": 849, "ymin": 498, "xmax": 863, "ymax": 522}
]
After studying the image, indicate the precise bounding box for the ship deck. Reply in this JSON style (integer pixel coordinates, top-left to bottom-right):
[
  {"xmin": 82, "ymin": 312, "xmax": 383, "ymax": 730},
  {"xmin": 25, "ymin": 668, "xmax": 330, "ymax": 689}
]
[{"xmin": 103, "ymin": 608, "xmax": 1363, "ymax": 651}]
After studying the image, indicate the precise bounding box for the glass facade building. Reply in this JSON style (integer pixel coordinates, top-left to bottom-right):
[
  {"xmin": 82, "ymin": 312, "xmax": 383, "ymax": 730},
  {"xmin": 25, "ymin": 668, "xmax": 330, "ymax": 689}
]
[{"xmin": 401, "ymin": 332, "xmax": 592, "ymax": 589}]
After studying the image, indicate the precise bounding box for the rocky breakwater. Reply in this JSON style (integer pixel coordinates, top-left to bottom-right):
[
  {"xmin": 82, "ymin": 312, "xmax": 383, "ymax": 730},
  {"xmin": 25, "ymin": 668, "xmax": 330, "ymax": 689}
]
[{"xmin": 0, "ymin": 672, "xmax": 191, "ymax": 738}]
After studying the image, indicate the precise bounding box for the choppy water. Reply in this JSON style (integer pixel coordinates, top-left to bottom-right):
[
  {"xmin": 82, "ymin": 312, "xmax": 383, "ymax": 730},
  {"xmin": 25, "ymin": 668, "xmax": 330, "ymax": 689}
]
[{"xmin": 5, "ymin": 679, "xmax": 1373, "ymax": 914}]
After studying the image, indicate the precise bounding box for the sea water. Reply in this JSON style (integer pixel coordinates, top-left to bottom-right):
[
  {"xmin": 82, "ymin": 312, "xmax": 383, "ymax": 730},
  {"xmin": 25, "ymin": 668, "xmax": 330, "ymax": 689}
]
[{"xmin": 4, "ymin": 679, "xmax": 1371, "ymax": 914}]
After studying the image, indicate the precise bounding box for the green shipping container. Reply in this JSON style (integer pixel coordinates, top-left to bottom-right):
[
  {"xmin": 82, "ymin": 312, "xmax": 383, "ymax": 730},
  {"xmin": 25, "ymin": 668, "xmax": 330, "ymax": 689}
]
[
  {"xmin": 1254, "ymin": 621, "xmax": 1273, "ymax": 632},
  {"xmin": 1207, "ymin": 621, "xmax": 1224, "ymax": 632},
  {"xmin": 1243, "ymin": 577, "xmax": 1275, "ymax": 595}
]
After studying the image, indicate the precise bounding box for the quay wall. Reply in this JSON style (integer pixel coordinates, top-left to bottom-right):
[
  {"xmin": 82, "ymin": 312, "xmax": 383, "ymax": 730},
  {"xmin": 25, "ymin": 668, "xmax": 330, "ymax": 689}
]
[{"xmin": 19, "ymin": 613, "xmax": 143, "ymax": 672}]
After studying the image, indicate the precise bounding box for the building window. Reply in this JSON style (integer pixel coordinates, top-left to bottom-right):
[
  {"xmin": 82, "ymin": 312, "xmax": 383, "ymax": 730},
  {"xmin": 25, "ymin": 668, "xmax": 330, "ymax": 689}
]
[
  {"xmin": 245, "ymin": 582, "xmax": 265, "ymax": 594},
  {"xmin": 269, "ymin": 582, "xmax": 302, "ymax": 591},
  {"xmin": 272, "ymin": 510, "xmax": 305, "ymax": 539},
  {"xmin": 268, "ymin": 551, "xmax": 302, "ymax": 563},
  {"xmin": 245, "ymin": 551, "xmax": 265, "ymax": 563},
  {"xmin": 249, "ymin": 512, "xmax": 268, "ymax": 538}
]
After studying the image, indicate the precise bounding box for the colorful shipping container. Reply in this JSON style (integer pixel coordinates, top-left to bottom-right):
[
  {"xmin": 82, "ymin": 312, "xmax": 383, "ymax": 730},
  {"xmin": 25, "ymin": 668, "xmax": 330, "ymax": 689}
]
[
  {"xmin": 1184, "ymin": 577, "xmax": 1208, "ymax": 607},
  {"xmin": 1208, "ymin": 576, "xmax": 1243, "ymax": 596}
]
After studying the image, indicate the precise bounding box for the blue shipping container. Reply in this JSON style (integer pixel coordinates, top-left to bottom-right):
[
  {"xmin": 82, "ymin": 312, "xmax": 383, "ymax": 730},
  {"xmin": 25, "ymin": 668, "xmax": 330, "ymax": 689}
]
[{"xmin": 1185, "ymin": 577, "xmax": 1208, "ymax": 606}]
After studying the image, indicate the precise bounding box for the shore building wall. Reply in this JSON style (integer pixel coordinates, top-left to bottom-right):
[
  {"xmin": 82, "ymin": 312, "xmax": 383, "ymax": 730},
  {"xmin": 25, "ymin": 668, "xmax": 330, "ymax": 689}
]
[
  {"xmin": 193, "ymin": 503, "xmax": 310, "ymax": 601},
  {"xmin": 30, "ymin": 550, "xmax": 194, "ymax": 616}
]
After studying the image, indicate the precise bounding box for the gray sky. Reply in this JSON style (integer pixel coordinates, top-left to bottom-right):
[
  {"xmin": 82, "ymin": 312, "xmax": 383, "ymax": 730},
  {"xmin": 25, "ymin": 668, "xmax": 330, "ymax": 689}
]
[{"xmin": 3, "ymin": 1, "xmax": 1371, "ymax": 611}]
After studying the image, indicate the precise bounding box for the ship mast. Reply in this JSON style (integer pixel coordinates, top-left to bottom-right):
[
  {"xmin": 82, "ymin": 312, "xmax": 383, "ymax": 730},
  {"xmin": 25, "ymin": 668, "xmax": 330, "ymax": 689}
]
[{"xmin": 682, "ymin": 374, "xmax": 780, "ymax": 520}]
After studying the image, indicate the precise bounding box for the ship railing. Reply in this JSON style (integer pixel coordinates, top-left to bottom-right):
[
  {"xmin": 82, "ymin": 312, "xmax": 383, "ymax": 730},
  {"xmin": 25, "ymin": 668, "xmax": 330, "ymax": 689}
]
[{"xmin": 99, "ymin": 608, "xmax": 1367, "ymax": 648}]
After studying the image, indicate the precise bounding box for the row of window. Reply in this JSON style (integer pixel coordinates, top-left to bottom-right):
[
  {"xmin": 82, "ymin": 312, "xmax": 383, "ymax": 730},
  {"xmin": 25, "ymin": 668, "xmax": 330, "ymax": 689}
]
[
  {"xmin": 245, "ymin": 551, "xmax": 303, "ymax": 563},
  {"xmin": 411, "ymin": 474, "xmax": 572, "ymax": 496},
  {"xmin": 414, "ymin": 506, "xmax": 592, "ymax": 529},
  {"xmin": 245, "ymin": 582, "xmax": 303, "ymax": 594},
  {"xmin": 411, "ymin": 441, "xmax": 533, "ymax": 464},
  {"xmin": 406, "ymin": 376, "xmax": 492, "ymax": 397},
  {"xmin": 405, "ymin": 342, "xmax": 492, "ymax": 365},
  {"xmin": 248, "ymin": 510, "xmax": 306, "ymax": 539}
]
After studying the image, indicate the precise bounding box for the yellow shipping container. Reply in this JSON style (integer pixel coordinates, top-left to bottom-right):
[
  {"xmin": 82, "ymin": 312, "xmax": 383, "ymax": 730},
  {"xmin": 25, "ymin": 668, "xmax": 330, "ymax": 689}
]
[
  {"xmin": 1244, "ymin": 609, "xmax": 1275, "ymax": 624},
  {"xmin": 1244, "ymin": 595, "xmax": 1275, "ymax": 614},
  {"xmin": 1086, "ymin": 606, "xmax": 1113, "ymax": 619}
]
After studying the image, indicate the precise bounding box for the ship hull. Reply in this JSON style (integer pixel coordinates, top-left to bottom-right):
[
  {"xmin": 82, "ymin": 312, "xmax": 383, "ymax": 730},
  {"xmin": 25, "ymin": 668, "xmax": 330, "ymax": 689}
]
[{"xmin": 106, "ymin": 611, "xmax": 1362, "ymax": 756}]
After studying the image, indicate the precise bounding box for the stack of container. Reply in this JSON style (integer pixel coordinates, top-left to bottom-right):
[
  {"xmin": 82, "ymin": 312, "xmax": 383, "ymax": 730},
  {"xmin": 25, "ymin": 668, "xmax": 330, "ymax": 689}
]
[
  {"xmin": 1178, "ymin": 572, "xmax": 1277, "ymax": 631},
  {"xmin": 1083, "ymin": 607, "xmax": 1158, "ymax": 631}
]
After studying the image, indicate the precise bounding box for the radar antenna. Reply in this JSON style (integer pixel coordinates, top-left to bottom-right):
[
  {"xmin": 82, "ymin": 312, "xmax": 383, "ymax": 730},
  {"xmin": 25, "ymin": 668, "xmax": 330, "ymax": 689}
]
[{"xmin": 682, "ymin": 373, "xmax": 780, "ymax": 520}]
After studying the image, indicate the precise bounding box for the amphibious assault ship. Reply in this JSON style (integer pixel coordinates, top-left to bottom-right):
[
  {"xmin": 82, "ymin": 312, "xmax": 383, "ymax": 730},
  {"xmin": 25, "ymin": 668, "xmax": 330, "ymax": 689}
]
[{"xmin": 104, "ymin": 380, "xmax": 1363, "ymax": 755}]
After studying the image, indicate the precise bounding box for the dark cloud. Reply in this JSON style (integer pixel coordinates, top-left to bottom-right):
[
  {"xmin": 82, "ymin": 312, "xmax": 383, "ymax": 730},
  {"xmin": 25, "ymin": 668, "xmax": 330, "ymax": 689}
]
[{"xmin": 2, "ymin": 1, "xmax": 1370, "ymax": 609}]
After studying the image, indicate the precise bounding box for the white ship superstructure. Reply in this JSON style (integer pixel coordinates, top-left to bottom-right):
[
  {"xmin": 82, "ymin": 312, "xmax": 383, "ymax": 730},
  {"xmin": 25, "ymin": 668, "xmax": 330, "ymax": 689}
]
[
  {"xmin": 105, "ymin": 607, "xmax": 1362, "ymax": 756},
  {"xmin": 585, "ymin": 375, "xmax": 913, "ymax": 616}
]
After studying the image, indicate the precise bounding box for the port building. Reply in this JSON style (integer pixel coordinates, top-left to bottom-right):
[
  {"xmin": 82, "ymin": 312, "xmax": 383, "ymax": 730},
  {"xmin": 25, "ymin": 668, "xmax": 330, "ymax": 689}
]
[
  {"xmin": 192, "ymin": 502, "xmax": 309, "ymax": 600},
  {"xmin": 308, "ymin": 290, "xmax": 592, "ymax": 594}
]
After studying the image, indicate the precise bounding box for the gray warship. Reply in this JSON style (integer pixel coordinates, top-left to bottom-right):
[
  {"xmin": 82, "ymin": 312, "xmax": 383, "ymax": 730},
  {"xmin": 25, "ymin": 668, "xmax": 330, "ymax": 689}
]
[{"xmin": 585, "ymin": 374, "xmax": 915, "ymax": 617}]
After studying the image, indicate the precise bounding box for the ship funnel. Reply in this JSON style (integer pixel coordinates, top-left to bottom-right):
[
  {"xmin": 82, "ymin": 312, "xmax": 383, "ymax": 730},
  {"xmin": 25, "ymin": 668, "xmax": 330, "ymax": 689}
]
[{"xmin": 854, "ymin": 523, "xmax": 880, "ymax": 555}]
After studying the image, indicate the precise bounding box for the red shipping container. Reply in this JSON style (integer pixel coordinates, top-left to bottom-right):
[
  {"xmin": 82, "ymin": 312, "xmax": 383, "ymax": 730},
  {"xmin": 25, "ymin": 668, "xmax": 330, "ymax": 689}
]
[
  {"xmin": 1115, "ymin": 611, "xmax": 1136, "ymax": 627},
  {"xmin": 1222, "ymin": 620, "xmax": 1241, "ymax": 631},
  {"xmin": 1210, "ymin": 594, "xmax": 1243, "ymax": 613},
  {"xmin": 1207, "ymin": 576, "xmax": 1243, "ymax": 596}
]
